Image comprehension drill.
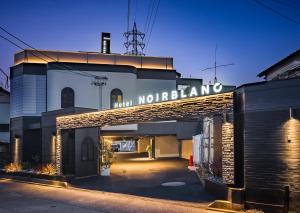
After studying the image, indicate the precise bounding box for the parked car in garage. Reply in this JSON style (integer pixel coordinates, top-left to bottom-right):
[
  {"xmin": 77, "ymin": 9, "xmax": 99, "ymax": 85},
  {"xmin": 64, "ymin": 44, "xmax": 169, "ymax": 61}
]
[{"xmin": 111, "ymin": 144, "xmax": 120, "ymax": 152}]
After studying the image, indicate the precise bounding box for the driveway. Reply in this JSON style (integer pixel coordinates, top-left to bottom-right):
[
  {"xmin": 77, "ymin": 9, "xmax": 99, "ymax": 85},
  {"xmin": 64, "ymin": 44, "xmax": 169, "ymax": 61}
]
[{"xmin": 71, "ymin": 153, "xmax": 214, "ymax": 204}]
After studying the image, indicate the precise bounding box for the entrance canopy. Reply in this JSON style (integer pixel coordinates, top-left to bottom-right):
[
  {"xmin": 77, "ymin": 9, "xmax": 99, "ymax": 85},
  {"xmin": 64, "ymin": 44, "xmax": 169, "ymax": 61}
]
[
  {"xmin": 56, "ymin": 92, "xmax": 233, "ymax": 129},
  {"xmin": 55, "ymin": 92, "xmax": 234, "ymax": 182}
]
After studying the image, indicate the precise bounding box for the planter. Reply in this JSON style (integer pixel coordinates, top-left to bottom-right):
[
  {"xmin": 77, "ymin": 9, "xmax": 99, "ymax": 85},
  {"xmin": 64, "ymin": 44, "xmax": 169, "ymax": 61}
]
[
  {"xmin": 101, "ymin": 167, "xmax": 110, "ymax": 176},
  {"xmin": 148, "ymin": 151, "xmax": 152, "ymax": 159}
]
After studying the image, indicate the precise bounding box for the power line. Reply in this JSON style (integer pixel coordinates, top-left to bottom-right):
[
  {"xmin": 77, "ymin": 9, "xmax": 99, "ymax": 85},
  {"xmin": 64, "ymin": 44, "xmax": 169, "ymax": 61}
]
[
  {"xmin": 145, "ymin": 0, "xmax": 160, "ymax": 53},
  {"xmin": 253, "ymin": 0, "xmax": 300, "ymax": 25},
  {"xmin": 144, "ymin": 0, "xmax": 153, "ymax": 32},
  {"xmin": 145, "ymin": 0, "xmax": 157, "ymax": 37},
  {"xmin": 0, "ymin": 27, "xmax": 104, "ymax": 79},
  {"xmin": 271, "ymin": 0, "xmax": 300, "ymax": 11},
  {"xmin": 0, "ymin": 26, "xmax": 82, "ymax": 72}
]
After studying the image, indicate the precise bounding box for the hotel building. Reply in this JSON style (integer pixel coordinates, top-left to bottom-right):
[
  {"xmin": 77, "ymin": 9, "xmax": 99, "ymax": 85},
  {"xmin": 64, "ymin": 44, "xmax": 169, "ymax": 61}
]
[{"xmin": 6, "ymin": 33, "xmax": 300, "ymax": 212}]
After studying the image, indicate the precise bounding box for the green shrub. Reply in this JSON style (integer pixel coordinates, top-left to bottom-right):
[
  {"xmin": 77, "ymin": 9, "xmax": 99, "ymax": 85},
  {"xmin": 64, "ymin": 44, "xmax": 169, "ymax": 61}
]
[
  {"xmin": 36, "ymin": 163, "xmax": 56, "ymax": 175},
  {"xmin": 22, "ymin": 162, "xmax": 32, "ymax": 170}
]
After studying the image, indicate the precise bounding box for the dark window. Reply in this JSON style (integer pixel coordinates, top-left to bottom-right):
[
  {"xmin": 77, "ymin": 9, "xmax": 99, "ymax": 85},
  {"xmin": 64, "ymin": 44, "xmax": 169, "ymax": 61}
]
[
  {"xmin": 81, "ymin": 137, "xmax": 94, "ymax": 161},
  {"xmin": 0, "ymin": 124, "xmax": 9, "ymax": 132},
  {"xmin": 61, "ymin": 87, "xmax": 74, "ymax": 108},
  {"xmin": 110, "ymin": 88, "xmax": 123, "ymax": 108}
]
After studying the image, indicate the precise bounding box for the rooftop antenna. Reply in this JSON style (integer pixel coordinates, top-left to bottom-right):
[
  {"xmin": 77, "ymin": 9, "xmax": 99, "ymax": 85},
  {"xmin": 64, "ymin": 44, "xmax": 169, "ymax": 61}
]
[
  {"xmin": 123, "ymin": 21, "xmax": 145, "ymax": 55},
  {"xmin": 201, "ymin": 44, "xmax": 234, "ymax": 83}
]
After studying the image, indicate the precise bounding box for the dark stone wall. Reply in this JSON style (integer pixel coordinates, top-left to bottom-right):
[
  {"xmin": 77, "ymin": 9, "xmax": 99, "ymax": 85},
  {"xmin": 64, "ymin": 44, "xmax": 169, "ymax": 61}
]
[
  {"xmin": 41, "ymin": 107, "xmax": 97, "ymax": 164},
  {"xmin": 10, "ymin": 116, "xmax": 42, "ymax": 164},
  {"xmin": 236, "ymin": 77, "xmax": 300, "ymax": 212}
]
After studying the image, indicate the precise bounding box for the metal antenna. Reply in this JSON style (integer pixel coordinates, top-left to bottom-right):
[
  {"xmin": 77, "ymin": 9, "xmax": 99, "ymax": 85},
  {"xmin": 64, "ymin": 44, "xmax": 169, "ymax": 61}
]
[
  {"xmin": 201, "ymin": 45, "xmax": 234, "ymax": 83},
  {"xmin": 123, "ymin": 21, "xmax": 145, "ymax": 55}
]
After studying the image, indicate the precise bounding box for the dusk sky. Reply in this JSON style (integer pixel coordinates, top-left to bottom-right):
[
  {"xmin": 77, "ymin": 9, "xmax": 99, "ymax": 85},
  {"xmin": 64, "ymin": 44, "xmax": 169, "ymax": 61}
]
[{"xmin": 1, "ymin": 0, "xmax": 300, "ymax": 88}]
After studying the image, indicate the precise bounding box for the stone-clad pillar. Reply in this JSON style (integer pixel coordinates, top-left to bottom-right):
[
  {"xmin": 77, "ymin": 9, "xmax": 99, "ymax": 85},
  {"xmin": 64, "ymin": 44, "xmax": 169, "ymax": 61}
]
[{"xmin": 222, "ymin": 113, "xmax": 234, "ymax": 185}]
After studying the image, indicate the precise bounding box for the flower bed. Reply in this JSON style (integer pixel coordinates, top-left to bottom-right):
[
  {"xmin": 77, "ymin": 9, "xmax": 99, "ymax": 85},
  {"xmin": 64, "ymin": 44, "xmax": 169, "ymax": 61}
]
[{"xmin": 1, "ymin": 162, "xmax": 70, "ymax": 182}]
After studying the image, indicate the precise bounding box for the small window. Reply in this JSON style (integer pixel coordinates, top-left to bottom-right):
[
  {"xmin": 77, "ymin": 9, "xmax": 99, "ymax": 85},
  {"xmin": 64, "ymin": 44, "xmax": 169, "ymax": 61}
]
[
  {"xmin": 61, "ymin": 87, "xmax": 74, "ymax": 108},
  {"xmin": 81, "ymin": 137, "xmax": 94, "ymax": 161},
  {"xmin": 110, "ymin": 88, "xmax": 123, "ymax": 108}
]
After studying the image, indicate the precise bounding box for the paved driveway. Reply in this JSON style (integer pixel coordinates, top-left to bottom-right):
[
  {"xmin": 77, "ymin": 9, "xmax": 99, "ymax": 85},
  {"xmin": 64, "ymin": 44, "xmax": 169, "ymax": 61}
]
[{"xmin": 72, "ymin": 153, "xmax": 214, "ymax": 204}]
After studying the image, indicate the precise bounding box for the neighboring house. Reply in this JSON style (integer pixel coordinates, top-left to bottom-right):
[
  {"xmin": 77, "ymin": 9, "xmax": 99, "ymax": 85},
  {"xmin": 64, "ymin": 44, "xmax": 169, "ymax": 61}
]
[
  {"xmin": 258, "ymin": 49, "xmax": 300, "ymax": 81},
  {"xmin": 0, "ymin": 87, "xmax": 10, "ymax": 167}
]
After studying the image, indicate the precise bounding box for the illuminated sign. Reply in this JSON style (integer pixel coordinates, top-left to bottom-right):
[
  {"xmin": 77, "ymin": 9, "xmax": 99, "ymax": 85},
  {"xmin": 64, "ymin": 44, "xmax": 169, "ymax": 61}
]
[{"xmin": 114, "ymin": 82, "xmax": 223, "ymax": 108}]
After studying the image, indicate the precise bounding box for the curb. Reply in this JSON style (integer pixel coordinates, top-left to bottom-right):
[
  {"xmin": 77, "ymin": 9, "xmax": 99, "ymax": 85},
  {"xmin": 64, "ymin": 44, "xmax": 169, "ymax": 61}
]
[{"xmin": 0, "ymin": 175, "xmax": 68, "ymax": 188}]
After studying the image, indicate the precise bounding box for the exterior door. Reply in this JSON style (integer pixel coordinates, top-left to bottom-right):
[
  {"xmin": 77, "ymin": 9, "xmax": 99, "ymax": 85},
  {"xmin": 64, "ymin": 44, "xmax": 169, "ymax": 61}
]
[{"xmin": 62, "ymin": 129, "xmax": 75, "ymax": 175}]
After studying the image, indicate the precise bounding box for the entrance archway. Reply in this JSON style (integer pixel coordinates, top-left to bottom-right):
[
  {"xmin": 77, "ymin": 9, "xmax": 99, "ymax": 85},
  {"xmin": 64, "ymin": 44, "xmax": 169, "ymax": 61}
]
[{"xmin": 55, "ymin": 92, "xmax": 234, "ymax": 185}]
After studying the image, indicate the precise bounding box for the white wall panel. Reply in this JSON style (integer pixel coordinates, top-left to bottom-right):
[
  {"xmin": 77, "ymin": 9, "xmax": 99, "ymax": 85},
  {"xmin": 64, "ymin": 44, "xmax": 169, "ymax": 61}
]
[
  {"xmin": 10, "ymin": 75, "xmax": 46, "ymax": 118},
  {"xmin": 47, "ymin": 70, "xmax": 137, "ymax": 111}
]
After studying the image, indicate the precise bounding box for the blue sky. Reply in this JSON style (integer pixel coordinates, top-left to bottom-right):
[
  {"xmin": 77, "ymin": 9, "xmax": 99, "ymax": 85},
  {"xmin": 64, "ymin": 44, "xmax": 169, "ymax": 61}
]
[{"xmin": 1, "ymin": 0, "xmax": 300, "ymax": 88}]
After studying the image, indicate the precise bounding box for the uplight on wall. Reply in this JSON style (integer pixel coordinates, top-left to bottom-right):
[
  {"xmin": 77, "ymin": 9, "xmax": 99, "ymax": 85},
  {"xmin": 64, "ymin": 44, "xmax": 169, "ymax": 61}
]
[
  {"xmin": 14, "ymin": 136, "xmax": 20, "ymax": 163},
  {"xmin": 51, "ymin": 133, "xmax": 57, "ymax": 163}
]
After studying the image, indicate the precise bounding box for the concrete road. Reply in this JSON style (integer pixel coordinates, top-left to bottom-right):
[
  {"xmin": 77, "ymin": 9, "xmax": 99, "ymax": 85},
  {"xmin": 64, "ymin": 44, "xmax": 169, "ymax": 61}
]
[
  {"xmin": 72, "ymin": 153, "xmax": 214, "ymax": 203},
  {"xmin": 0, "ymin": 179, "xmax": 220, "ymax": 213}
]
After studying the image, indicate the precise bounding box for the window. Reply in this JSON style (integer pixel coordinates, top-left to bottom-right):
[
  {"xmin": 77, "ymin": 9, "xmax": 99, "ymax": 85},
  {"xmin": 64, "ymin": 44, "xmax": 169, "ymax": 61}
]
[
  {"xmin": 110, "ymin": 88, "xmax": 123, "ymax": 108},
  {"xmin": 81, "ymin": 137, "xmax": 94, "ymax": 161},
  {"xmin": 61, "ymin": 87, "xmax": 74, "ymax": 108}
]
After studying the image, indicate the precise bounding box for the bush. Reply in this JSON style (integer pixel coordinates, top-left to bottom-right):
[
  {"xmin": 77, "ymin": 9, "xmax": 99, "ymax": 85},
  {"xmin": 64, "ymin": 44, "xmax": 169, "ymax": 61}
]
[
  {"xmin": 101, "ymin": 143, "xmax": 113, "ymax": 169},
  {"xmin": 4, "ymin": 163, "xmax": 22, "ymax": 173},
  {"xmin": 22, "ymin": 162, "xmax": 32, "ymax": 171},
  {"xmin": 36, "ymin": 163, "xmax": 56, "ymax": 175},
  {"xmin": 246, "ymin": 209, "xmax": 264, "ymax": 213}
]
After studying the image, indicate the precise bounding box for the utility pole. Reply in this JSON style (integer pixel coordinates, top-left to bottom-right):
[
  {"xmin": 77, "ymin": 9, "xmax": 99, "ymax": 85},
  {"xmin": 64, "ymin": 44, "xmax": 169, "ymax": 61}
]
[{"xmin": 91, "ymin": 76, "xmax": 108, "ymax": 110}]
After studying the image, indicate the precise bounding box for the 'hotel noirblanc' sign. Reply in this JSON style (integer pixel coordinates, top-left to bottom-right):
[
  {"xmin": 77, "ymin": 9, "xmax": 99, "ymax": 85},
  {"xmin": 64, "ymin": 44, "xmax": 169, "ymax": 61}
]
[{"xmin": 114, "ymin": 82, "xmax": 223, "ymax": 108}]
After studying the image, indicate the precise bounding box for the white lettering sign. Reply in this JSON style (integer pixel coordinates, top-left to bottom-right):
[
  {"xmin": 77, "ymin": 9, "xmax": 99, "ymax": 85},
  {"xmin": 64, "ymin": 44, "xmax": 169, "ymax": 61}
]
[{"xmin": 114, "ymin": 83, "xmax": 224, "ymax": 108}]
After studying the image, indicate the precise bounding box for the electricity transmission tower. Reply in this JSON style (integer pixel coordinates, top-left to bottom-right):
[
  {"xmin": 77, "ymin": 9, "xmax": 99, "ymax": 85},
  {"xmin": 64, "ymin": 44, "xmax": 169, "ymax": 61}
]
[
  {"xmin": 124, "ymin": 22, "xmax": 146, "ymax": 56},
  {"xmin": 201, "ymin": 45, "xmax": 234, "ymax": 83}
]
